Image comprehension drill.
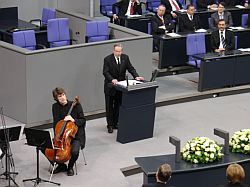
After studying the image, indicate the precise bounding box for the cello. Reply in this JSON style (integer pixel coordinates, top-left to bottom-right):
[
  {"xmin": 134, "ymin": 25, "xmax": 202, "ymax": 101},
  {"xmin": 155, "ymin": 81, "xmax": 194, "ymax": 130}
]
[{"xmin": 45, "ymin": 96, "xmax": 79, "ymax": 163}]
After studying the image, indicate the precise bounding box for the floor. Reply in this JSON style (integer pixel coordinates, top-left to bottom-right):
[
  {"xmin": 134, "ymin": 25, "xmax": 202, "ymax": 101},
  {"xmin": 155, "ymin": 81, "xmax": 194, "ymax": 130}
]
[{"xmin": 1, "ymin": 92, "xmax": 250, "ymax": 187}]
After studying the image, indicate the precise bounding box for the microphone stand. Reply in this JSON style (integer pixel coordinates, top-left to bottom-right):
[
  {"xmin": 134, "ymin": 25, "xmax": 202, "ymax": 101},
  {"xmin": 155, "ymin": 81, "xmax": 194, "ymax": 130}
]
[{"xmin": 0, "ymin": 107, "xmax": 19, "ymax": 187}]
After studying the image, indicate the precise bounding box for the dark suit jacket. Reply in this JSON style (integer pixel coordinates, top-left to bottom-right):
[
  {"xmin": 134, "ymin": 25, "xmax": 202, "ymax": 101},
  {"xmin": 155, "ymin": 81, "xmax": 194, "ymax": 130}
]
[
  {"xmin": 103, "ymin": 53, "xmax": 139, "ymax": 95},
  {"xmin": 210, "ymin": 29, "xmax": 235, "ymax": 51},
  {"xmin": 151, "ymin": 14, "xmax": 175, "ymax": 35},
  {"xmin": 211, "ymin": 11, "xmax": 233, "ymax": 29},
  {"xmin": 196, "ymin": 0, "xmax": 216, "ymax": 10},
  {"xmin": 142, "ymin": 182, "xmax": 176, "ymax": 187},
  {"xmin": 219, "ymin": 0, "xmax": 245, "ymax": 7},
  {"xmin": 160, "ymin": 0, "xmax": 182, "ymax": 15},
  {"xmin": 179, "ymin": 14, "xmax": 201, "ymax": 32},
  {"xmin": 112, "ymin": 0, "xmax": 142, "ymax": 16}
]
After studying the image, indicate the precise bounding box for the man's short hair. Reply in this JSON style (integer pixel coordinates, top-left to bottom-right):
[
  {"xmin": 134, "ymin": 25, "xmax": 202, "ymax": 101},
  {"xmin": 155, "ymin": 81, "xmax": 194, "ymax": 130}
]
[
  {"xmin": 218, "ymin": 2, "xmax": 225, "ymax": 7},
  {"xmin": 218, "ymin": 19, "xmax": 226, "ymax": 24},
  {"xmin": 226, "ymin": 163, "xmax": 245, "ymax": 184},
  {"xmin": 187, "ymin": 4, "xmax": 195, "ymax": 9},
  {"xmin": 113, "ymin": 43, "xmax": 123, "ymax": 49},
  {"xmin": 157, "ymin": 164, "xmax": 172, "ymax": 183},
  {"xmin": 158, "ymin": 4, "xmax": 166, "ymax": 9},
  {"xmin": 52, "ymin": 87, "xmax": 66, "ymax": 101}
]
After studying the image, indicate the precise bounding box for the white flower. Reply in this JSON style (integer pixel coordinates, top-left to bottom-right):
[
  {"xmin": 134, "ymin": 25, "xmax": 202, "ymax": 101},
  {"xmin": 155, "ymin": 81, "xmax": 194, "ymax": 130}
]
[
  {"xmin": 195, "ymin": 151, "xmax": 201, "ymax": 156},
  {"xmin": 210, "ymin": 153, "xmax": 215, "ymax": 158},
  {"xmin": 209, "ymin": 147, "xmax": 216, "ymax": 152},
  {"xmin": 193, "ymin": 159, "xmax": 198, "ymax": 163},
  {"xmin": 185, "ymin": 144, "xmax": 190, "ymax": 150},
  {"xmin": 190, "ymin": 143, "xmax": 196, "ymax": 147},
  {"xmin": 244, "ymin": 145, "xmax": 250, "ymax": 151},
  {"xmin": 204, "ymin": 141, "xmax": 209, "ymax": 147}
]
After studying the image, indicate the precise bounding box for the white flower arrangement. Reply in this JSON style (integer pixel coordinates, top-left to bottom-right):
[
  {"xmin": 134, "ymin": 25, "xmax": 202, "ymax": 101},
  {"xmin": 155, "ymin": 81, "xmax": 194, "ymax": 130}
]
[
  {"xmin": 181, "ymin": 137, "xmax": 224, "ymax": 164},
  {"xmin": 229, "ymin": 129, "xmax": 250, "ymax": 154}
]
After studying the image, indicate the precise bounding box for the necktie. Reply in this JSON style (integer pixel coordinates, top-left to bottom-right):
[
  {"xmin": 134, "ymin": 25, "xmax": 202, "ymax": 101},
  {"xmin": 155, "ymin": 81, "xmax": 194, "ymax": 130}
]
[
  {"xmin": 117, "ymin": 57, "xmax": 121, "ymax": 71},
  {"xmin": 170, "ymin": 0, "xmax": 180, "ymax": 11},
  {"xmin": 130, "ymin": 2, "xmax": 134, "ymax": 15},
  {"xmin": 160, "ymin": 16, "xmax": 164, "ymax": 25},
  {"xmin": 190, "ymin": 15, "xmax": 193, "ymax": 21},
  {"xmin": 221, "ymin": 31, "xmax": 226, "ymax": 49}
]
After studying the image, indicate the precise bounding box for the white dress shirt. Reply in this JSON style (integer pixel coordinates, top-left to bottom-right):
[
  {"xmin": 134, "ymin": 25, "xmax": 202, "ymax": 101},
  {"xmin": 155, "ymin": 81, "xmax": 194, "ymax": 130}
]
[
  {"xmin": 114, "ymin": 55, "xmax": 121, "ymax": 64},
  {"xmin": 126, "ymin": 1, "xmax": 133, "ymax": 16},
  {"xmin": 218, "ymin": 12, "xmax": 224, "ymax": 20}
]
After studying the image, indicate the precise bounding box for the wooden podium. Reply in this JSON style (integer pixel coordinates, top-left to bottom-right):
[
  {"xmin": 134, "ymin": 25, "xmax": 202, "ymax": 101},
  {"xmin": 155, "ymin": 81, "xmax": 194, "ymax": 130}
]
[{"xmin": 114, "ymin": 80, "xmax": 158, "ymax": 144}]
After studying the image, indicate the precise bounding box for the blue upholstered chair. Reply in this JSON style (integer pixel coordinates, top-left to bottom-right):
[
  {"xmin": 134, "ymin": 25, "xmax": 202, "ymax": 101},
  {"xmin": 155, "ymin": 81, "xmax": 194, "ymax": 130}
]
[
  {"xmin": 241, "ymin": 14, "xmax": 249, "ymax": 27},
  {"xmin": 85, "ymin": 21, "xmax": 109, "ymax": 43},
  {"xmin": 234, "ymin": 35, "xmax": 238, "ymax": 50},
  {"xmin": 186, "ymin": 33, "xmax": 206, "ymax": 68},
  {"xmin": 30, "ymin": 8, "xmax": 56, "ymax": 28},
  {"xmin": 12, "ymin": 30, "xmax": 45, "ymax": 50},
  {"xmin": 100, "ymin": 0, "xmax": 116, "ymax": 17},
  {"xmin": 47, "ymin": 18, "xmax": 70, "ymax": 48},
  {"xmin": 146, "ymin": 0, "xmax": 161, "ymax": 13}
]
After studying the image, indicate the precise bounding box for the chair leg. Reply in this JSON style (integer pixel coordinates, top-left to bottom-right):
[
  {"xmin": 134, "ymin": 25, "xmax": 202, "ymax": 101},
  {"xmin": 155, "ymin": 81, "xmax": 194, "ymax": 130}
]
[
  {"xmin": 49, "ymin": 162, "xmax": 57, "ymax": 182},
  {"xmin": 81, "ymin": 150, "xmax": 87, "ymax": 165}
]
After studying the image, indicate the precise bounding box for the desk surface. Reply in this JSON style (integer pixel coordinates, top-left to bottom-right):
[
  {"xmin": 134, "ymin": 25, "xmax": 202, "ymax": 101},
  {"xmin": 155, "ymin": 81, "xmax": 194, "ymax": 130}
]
[
  {"xmin": 0, "ymin": 19, "xmax": 39, "ymax": 32},
  {"xmin": 135, "ymin": 153, "xmax": 250, "ymax": 175}
]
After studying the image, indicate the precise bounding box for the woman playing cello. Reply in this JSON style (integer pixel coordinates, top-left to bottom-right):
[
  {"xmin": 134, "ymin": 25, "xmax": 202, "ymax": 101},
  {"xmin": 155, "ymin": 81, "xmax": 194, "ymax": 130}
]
[{"xmin": 45, "ymin": 87, "xmax": 86, "ymax": 176}]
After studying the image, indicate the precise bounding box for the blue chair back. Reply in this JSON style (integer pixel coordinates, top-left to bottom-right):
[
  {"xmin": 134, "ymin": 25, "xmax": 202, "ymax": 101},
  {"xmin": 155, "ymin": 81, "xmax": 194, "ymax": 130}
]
[
  {"xmin": 41, "ymin": 8, "xmax": 56, "ymax": 26},
  {"xmin": 86, "ymin": 21, "xmax": 109, "ymax": 43},
  {"xmin": 191, "ymin": 0, "xmax": 197, "ymax": 8},
  {"xmin": 234, "ymin": 35, "xmax": 238, "ymax": 49},
  {"xmin": 147, "ymin": 0, "xmax": 161, "ymax": 13},
  {"xmin": 186, "ymin": 33, "xmax": 206, "ymax": 67},
  {"xmin": 148, "ymin": 22, "xmax": 152, "ymax": 34},
  {"xmin": 47, "ymin": 18, "xmax": 70, "ymax": 48},
  {"xmin": 13, "ymin": 30, "xmax": 36, "ymax": 50},
  {"xmin": 100, "ymin": 0, "xmax": 116, "ymax": 17},
  {"xmin": 241, "ymin": 14, "xmax": 249, "ymax": 27}
]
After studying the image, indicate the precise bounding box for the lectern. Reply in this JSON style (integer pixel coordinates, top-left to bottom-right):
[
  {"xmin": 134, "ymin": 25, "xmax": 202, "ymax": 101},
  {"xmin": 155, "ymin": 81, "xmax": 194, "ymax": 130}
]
[{"xmin": 114, "ymin": 80, "xmax": 158, "ymax": 144}]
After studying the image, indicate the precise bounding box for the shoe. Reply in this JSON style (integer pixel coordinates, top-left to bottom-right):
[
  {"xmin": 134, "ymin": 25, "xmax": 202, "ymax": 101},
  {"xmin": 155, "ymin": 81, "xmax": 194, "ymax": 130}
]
[
  {"xmin": 53, "ymin": 164, "xmax": 67, "ymax": 174},
  {"xmin": 67, "ymin": 168, "xmax": 74, "ymax": 176},
  {"xmin": 107, "ymin": 126, "xmax": 113, "ymax": 133}
]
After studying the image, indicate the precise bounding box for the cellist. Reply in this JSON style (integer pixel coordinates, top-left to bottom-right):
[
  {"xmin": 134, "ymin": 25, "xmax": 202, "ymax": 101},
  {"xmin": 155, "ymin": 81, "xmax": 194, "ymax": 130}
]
[{"xmin": 49, "ymin": 87, "xmax": 86, "ymax": 176}]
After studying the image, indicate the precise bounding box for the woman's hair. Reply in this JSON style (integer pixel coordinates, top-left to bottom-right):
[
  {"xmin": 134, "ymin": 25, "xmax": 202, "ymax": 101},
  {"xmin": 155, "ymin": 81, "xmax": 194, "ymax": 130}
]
[
  {"xmin": 157, "ymin": 164, "xmax": 172, "ymax": 183},
  {"xmin": 226, "ymin": 163, "xmax": 245, "ymax": 184},
  {"xmin": 52, "ymin": 87, "xmax": 66, "ymax": 101}
]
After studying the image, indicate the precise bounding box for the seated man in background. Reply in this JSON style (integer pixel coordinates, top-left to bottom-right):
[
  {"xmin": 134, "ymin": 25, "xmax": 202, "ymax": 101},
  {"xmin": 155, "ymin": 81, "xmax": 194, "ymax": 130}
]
[
  {"xmin": 217, "ymin": 163, "xmax": 249, "ymax": 187},
  {"xmin": 219, "ymin": 0, "xmax": 249, "ymax": 8},
  {"xmin": 112, "ymin": 0, "xmax": 142, "ymax": 26},
  {"xmin": 196, "ymin": 0, "xmax": 217, "ymax": 10},
  {"xmin": 179, "ymin": 4, "xmax": 201, "ymax": 32},
  {"xmin": 211, "ymin": 19, "xmax": 235, "ymax": 53},
  {"xmin": 160, "ymin": 0, "xmax": 182, "ymax": 19},
  {"xmin": 211, "ymin": 2, "xmax": 233, "ymax": 30},
  {"xmin": 142, "ymin": 164, "xmax": 173, "ymax": 187},
  {"xmin": 151, "ymin": 5, "xmax": 175, "ymax": 49}
]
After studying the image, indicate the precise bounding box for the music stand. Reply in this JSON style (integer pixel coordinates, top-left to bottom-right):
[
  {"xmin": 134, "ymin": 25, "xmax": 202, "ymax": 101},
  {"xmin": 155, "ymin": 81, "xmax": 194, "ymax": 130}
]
[
  {"xmin": 0, "ymin": 126, "xmax": 21, "ymax": 187},
  {"xmin": 23, "ymin": 128, "xmax": 60, "ymax": 187}
]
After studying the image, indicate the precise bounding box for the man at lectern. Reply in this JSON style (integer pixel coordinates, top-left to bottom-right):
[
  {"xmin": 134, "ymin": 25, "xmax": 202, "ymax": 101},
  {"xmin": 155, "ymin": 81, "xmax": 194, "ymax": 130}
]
[{"xmin": 103, "ymin": 43, "xmax": 144, "ymax": 133}]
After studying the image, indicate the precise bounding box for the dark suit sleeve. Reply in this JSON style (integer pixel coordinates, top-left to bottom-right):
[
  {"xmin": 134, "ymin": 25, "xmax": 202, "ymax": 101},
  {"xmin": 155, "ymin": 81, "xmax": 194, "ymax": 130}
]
[
  {"xmin": 74, "ymin": 103, "xmax": 86, "ymax": 128},
  {"xmin": 210, "ymin": 32, "xmax": 218, "ymax": 52},
  {"xmin": 161, "ymin": 0, "xmax": 171, "ymax": 15},
  {"xmin": 112, "ymin": 0, "xmax": 123, "ymax": 14},
  {"xmin": 125, "ymin": 55, "xmax": 139, "ymax": 78},
  {"xmin": 134, "ymin": 2, "xmax": 142, "ymax": 15},
  {"xmin": 151, "ymin": 16, "xmax": 166, "ymax": 34},
  {"xmin": 103, "ymin": 56, "xmax": 115, "ymax": 82},
  {"xmin": 165, "ymin": 15, "xmax": 175, "ymax": 32},
  {"xmin": 226, "ymin": 31, "xmax": 235, "ymax": 51}
]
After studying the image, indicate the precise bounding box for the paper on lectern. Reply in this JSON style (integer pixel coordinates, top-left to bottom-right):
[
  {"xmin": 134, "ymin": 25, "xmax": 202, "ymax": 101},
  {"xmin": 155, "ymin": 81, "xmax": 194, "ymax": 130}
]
[{"xmin": 117, "ymin": 80, "xmax": 142, "ymax": 87}]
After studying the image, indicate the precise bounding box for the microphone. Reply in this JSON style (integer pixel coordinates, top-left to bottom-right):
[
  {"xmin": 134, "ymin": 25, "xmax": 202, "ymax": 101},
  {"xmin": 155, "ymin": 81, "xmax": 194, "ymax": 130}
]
[{"xmin": 126, "ymin": 74, "xmax": 129, "ymax": 87}]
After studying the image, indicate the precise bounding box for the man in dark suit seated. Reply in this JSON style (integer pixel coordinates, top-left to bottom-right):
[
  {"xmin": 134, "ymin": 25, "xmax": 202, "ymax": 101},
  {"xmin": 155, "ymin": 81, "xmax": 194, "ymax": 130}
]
[
  {"xmin": 211, "ymin": 2, "xmax": 233, "ymax": 30},
  {"xmin": 196, "ymin": 0, "xmax": 217, "ymax": 10},
  {"xmin": 160, "ymin": 0, "xmax": 182, "ymax": 19},
  {"xmin": 219, "ymin": 0, "xmax": 249, "ymax": 8},
  {"xmin": 103, "ymin": 44, "xmax": 144, "ymax": 133},
  {"xmin": 112, "ymin": 0, "xmax": 142, "ymax": 26},
  {"xmin": 151, "ymin": 4, "xmax": 175, "ymax": 49},
  {"xmin": 211, "ymin": 19, "xmax": 235, "ymax": 53},
  {"xmin": 179, "ymin": 4, "xmax": 202, "ymax": 32},
  {"xmin": 142, "ymin": 164, "xmax": 174, "ymax": 187}
]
